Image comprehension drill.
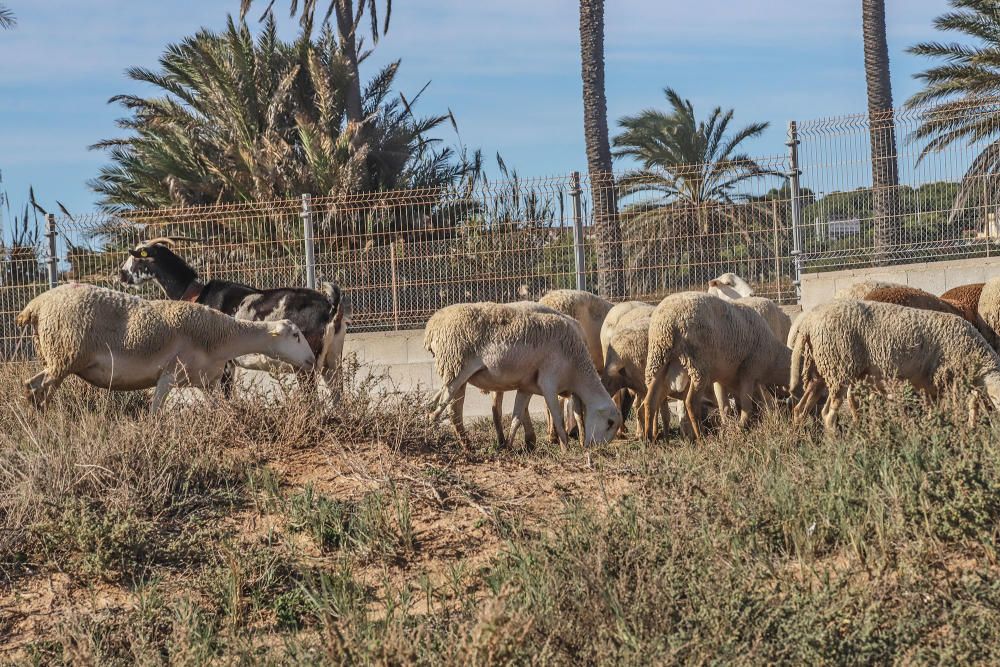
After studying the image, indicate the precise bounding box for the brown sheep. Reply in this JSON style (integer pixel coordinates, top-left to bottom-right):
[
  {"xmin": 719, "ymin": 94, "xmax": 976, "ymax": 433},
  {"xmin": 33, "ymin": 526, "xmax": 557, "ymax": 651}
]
[
  {"xmin": 940, "ymin": 283, "xmax": 985, "ymax": 324},
  {"xmin": 863, "ymin": 286, "xmax": 964, "ymax": 319}
]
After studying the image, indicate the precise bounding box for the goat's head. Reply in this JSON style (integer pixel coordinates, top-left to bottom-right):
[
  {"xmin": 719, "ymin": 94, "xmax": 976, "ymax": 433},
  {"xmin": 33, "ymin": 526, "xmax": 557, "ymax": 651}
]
[
  {"xmin": 119, "ymin": 237, "xmax": 198, "ymax": 287},
  {"xmin": 265, "ymin": 320, "xmax": 316, "ymax": 371}
]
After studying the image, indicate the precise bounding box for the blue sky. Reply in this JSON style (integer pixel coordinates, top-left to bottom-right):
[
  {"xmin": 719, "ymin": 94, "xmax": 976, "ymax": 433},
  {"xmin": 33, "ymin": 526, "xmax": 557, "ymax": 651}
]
[{"xmin": 0, "ymin": 0, "xmax": 962, "ymax": 218}]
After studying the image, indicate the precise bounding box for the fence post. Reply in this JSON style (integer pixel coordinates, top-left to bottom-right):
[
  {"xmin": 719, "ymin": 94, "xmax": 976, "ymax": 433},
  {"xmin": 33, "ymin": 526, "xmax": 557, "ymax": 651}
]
[
  {"xmin": 45, "ymin": 213, "xmax": 58, "ymax": 289},
  {"xmin": 786, "ymin": 121, "xmax": 804, "ymax": 298},
  {"xmin": 300, "ymin": 193, "xmax": 316, "ymax": 290},
  {"xmin": 570, "ymin": 171, "xmax": 586, "ymax": 291},
  {"xmin": 389, "ymin": 241, "xmax": 400, "ymax": 331}
]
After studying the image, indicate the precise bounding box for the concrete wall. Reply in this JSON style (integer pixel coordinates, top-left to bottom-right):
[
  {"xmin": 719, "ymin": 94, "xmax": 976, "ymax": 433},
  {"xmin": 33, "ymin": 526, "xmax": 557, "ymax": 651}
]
[{"xmin": 800, "ymin": 255, "xmax": 1000, "ymax": 311}]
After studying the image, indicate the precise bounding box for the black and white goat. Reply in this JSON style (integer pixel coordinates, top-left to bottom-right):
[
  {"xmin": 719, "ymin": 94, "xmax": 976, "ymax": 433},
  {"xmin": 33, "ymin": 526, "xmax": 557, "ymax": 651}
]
[{"xmin": 119, "ymin": 237, "xmax": 350, "ymax": 390}]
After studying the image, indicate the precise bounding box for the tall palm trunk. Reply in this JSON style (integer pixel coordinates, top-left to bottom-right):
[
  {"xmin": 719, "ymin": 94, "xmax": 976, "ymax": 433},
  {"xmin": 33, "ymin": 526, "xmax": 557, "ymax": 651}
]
[
  {"xmin": 579, "ymin": 0, "xmax": 625, "ymax": 299},
  {"xmin": 862, "ymin": 0, "xmax": 899, "ymax": 265},
  {"xmin": 333, "ymin": 0, "xmax": 365, "ymax": 126}
]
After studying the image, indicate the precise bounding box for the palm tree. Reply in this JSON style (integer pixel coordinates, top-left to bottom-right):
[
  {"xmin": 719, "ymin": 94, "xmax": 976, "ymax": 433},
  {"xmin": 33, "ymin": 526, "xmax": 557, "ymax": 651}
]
[
  {"xmin": 579, "ymin": 0, "xmax": 625, "ymax": 299},
  {"xmin": 907, "ymin": 0, "xmax": 1000, "ymax": 221},
  {"xmin": 613, "ymin": 88, "xmax": 780, "ymax": 292},
  {"xmin": 0, "ymin": 4, "xmax": 15, "ymax": 30},
  {"xmin": 241, "ymin": 0, "xmax": 391, "ymax": 189},
  {"xmin": 863, "ymin": 0, "xmax": 900, "ymax": 265},
  {"xmin": 90, "ymin": 15, "xmax": 460, "ymax": 212}
]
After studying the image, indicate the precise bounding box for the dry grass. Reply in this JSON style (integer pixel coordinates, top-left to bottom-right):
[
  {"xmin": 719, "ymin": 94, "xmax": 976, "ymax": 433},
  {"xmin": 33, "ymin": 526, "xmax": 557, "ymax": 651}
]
[{"xmin": 3, "ymin": 362, "xmax": 1000, "ymax": 664}]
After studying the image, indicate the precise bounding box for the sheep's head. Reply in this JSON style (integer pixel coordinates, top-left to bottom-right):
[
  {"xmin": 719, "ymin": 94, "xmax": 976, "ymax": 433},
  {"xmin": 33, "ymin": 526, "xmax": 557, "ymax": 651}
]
[
  {"xmin": 266, "ymin": 320, "xmax": 316, "ymax": 371},
  {"xmin": 707, "ymin": 272, "xmax": 754, "ymax": 300},
  {"xmin": 584, "ymin": 401, "xmax": 623, "ymax": 446}
]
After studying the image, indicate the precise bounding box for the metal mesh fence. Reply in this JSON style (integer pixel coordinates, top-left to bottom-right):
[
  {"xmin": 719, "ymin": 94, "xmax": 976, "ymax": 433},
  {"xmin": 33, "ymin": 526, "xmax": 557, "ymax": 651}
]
[
  {"xmin": 796, "ymin": 99, "xmax": 1000, "ymax": 271},
  {"xmin": 6, "ymin": 98, "xmax": 999, "ymax": 362},
  {"xmin": 0, "ymin": 165, "xmax": 796, "ymax": 359}
]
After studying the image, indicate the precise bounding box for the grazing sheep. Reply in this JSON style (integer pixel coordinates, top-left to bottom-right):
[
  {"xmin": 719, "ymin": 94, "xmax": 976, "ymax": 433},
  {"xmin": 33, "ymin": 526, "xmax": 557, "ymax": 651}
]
[
  {"xmin": 537, "ymin": 289, "xmax": 614, "ymax": 372},
  {"xmin": 601, "ymin": 315, "xmax": 669, "ymax": 439},
  {"xmin": 424, "ymin": 302, "xmax": 621, "ymax": 450},
  {"xmin": 834, "ymin": 280, "xmax": 905, "ymax": 300},
  {"xmin": 537, "ymin": 289, "xmax": 614, "ymax": 441},
  {"xmin": 941, "ymin": 282, "xmax": 985, "ymax": 322},
  {"xmin": 488, "ymin": 301, "xmax": 586, "ymax": 446},
  {"xmin": 707, "ymin": 273, "xmax": 755, "ymax": 300},
  {"xmin": 600, "ymin": 301, "xmax": 655, "ymax": 434},
  {"xmin": 863, "ymin": 285, "xmax": 964, "ymax": 318},
  {"xmin": 976, "ymin": 278, "xmax": 1000, "ymax": 350},
  {"xmin": 789, "ymin": 299, "xmax": 1000, "ymax": 430},
  {"xmin": 643, "ymin": 292, "xmax": 791, "ymax": 440},
  {"xmin": 119, "ymin": 238, "xmax": 350, "ymax": 392},
  {"xmin": 16, "ymin": 283, "xmax": 315, "ymax": 412},
  {"xmin": 734, "ymin": 296, "xmax": 792, "ymax": 347}
]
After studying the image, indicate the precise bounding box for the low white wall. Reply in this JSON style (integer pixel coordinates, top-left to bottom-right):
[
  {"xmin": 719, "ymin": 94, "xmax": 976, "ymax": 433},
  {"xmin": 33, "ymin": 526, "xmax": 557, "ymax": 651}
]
[{"xmin": 800, "ymin": 255, "xmax": 1000, "ymax": 311}]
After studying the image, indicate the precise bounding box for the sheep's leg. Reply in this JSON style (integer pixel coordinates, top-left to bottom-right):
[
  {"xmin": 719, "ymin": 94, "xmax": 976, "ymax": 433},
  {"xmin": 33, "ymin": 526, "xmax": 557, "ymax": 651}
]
[
  {"xmin": 150, "ymin": 371, "xmax": 176, "ymax": 414},
  {"xmin": 507, "ymin": 390, "xmax": 534, "ymax": 449},
  {"xmin": 968, "ymin": 391, "xmax": 981, "ymax": 428},
  {"xmin": 24, "ymin": 369, "xmax": 66, "ymax": 409},
  {"xmin": 735, "ymin": 379, "xmax": 757, "ymax": 429},
  {"xmin": 612, "ymin": 389, "xmax": 624, "ymax": 435},
  {"xmin": 684, "ymin": 377, "xmax": 709, "ymax": 441},
  {"xmin": 428, "ymin": 386, "xmax": 450, "ymax": 421},
  {"xmin": 491, "ymin": 391, "xmax": 506, "ymax": 446},
  {"xmin": 428, "ymin": 360, "xmax": 482, "ymax": 424},
  {"xmin": 632, "ymin": 388, "xmax": 648, "ymax": 440},
  {"xmin": 448, "ymin": 384, "xmax": 471, "ymax": 447},
  {"xmin": 569, "ymin": 396, "xmax": 586, "ymax": 442},
  {"xmin": 793, "ymin": 379, "xmax": 823, "ymax": 423},
  {"xmin": 846, "ymin": 386, "xmax": 860, "ymax": 422},
  {"xmin": 564, "ymin": 398, "xmax": 580, "ymax": 439},
  {"xmin": 713, "ymin": 382, "xmax": 730, "ymax": 423},
  {"xmin": 643, "ymin": 371, "xmax": 669, "ymax": 441},
  {"xmin": 822, "ymin": 385, "xmax": 848, "ymax": 432},
  {"xmin": 538, "ymin": 381, "xmax": 570, "ymax": 451},
  {"xmin": 620, "ymin": 390, "xmax": 635, "ymax": 435},
  {"xmin": 659, "ymin": 400, "xmax": 671, "ymax": 439}
]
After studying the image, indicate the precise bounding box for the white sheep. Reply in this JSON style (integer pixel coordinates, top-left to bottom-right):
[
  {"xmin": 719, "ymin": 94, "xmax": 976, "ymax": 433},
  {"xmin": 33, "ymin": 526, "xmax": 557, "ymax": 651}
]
[
  {"xmin": 537, "ymin": 289, "xmax": 613, "ymax": 372},
  {"xmin": 643, "ymin": 292, "xmax": 791, "ymax": 440},
  {"xmin": 734, "ymin": 296, "xmax": 791, "ymax": 344},
  {"xmin": 601, "ymin": 314, "xmax": 670, "ymax": 439},
  {"xmin": 789, "ymin": 298, "xmax": 1000, "ymax": 430},
  {"xmin": 707, "ymin": 273, "xmax": 755, "ymax": 300},
  {"xmin": 599, "ymin": 301, "xmax": 655, "ymax": 435},
  {"xmin": 976, "ymin": 277, "xmax": 1000, "ymax": 350},
  {"xmin": 488, "ymin": 300, "xmax": 586, "ymax": 446},
  {"xmin": 424, "ymin": 302, "xmax": 621, "ymax": 450},
  {"xmin": 704, "ymin": 295, "xmax": 791, "ymax": 423},
  {"xmin": 16, "ymin": 283, "xmax": 315, "ymax": 412}
]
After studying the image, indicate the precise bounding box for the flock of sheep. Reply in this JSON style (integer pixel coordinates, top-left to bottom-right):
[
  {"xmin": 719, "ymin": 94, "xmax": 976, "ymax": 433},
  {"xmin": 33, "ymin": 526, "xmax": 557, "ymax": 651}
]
[
  {"xmin": 12, "ymin": 237, "xmax": 1000, "ymax": 448},
  {"xmin": 423, "ymin": 273, "xmax": 1000, "ymax": 448}
]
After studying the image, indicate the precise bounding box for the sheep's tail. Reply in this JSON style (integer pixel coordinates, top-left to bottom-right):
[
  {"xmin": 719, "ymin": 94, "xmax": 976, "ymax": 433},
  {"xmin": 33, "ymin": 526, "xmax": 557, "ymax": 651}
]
[
  {"xmin": 644, "ymin": 321, "xmax": 678, "ymax": 389},
  {"xmin": 789, "ymin": 327, "xmax": 813, "ymax": 396},
  {"xmin": 15, "ymin": 299, "xmax": 39, "ymax": 329}
]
